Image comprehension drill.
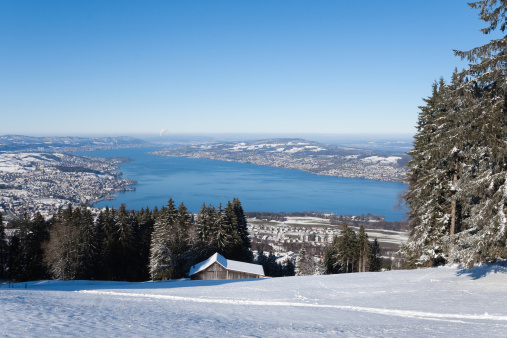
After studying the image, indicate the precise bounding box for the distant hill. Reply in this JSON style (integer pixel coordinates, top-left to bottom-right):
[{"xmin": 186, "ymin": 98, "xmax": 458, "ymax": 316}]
[
  {"xmin": 0, "ymin": 135, "xmax": 148, "ymax": 152},
  {"xmin": 153, "ymin": 138, "xmax": 410, "ymax": 182}
]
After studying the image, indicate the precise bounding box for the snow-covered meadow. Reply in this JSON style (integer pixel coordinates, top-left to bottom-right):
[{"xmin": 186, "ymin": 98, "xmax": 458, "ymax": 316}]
[{"xmin": 1, "ymin": 264, "xmax": 507, "ymax": 336}]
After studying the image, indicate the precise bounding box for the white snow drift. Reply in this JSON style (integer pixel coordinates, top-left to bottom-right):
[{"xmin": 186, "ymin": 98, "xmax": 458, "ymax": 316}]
[{"xmin": 1, "ymin": 264, "xmax": 507, "ymax": 336}]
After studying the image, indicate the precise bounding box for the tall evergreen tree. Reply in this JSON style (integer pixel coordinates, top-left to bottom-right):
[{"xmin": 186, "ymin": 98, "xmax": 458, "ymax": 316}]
[
  {"xmin": 357, "ymin": 225, "xmax": 371, "ymax": 272},
  {"xmin": 231, "ymin": 198, "xmax": 253, "ymax": 262},
  {"xmin": 404, "ymin": 1, "xmax": 507, "ymax": 268},
  {"xmin": 149, "ymin": 199, "xmax": 178, "ymax": 280},
  {"xmin": 295, "ymin": 246, "xmax": 319, "ymax": 276},
  {"xmin": 333, "ymin": 222, "xmax": 358, "ymax": 273},
  {"xmin": 135, "ymin": 207, "xmax": 155, "ymax": 281},
  {"xmin": 0, "ymin": 213, "xmax": 8, "ymax": 279},
  {"xmin": 44, "ymin": 206, "xmax": 81, "ymax": 280},
  {"xmin": 114, "ymin": 204, "xmax": 137, "ymax": 281},
  {"xmin": 369, "ymin": 238, "xmax": 382, "ymax": 272}
]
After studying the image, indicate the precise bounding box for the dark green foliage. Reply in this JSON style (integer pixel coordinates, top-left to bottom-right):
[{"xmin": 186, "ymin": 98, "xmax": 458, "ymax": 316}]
[
  {"xmin": 369, "ymin": 238, "xmax": 381, "ymax": 272},
  {"xmin": 44, "ymin": 205, "xmax": 95, "ymax": 280},
  {"xmin": 254, "ymin": 251, "xmax": 288, "ymax": 277},
  {"xmin": 192, "ymin": 199, "xmax": 253, "ymax": 266},
  {"xmin": 5, "ymin": 198, "xmax": 251, "ymax": 282},
  {"xmin": 231, "ymin": 198, "xmax": 253, "ymax": 262},
  {"xmin": 323, "ymin": 241, "xmax": 340, "ymax": 274},
  {"xmin": 134, "ymin": 207, "xmax": 155, "ymax": 281},
  {"xmin": 150, "ymin": 199, "xmax": 179, "ymax": 280},
  {"xmin": 404, "ymin": 0, "xmax": 507, "ymax": 268},
  {"xmin": 333, "ymin": 222, "xmax": 358, "ymax": 273},
  {"xmin": 113, "ymin": 204, "xmax": 137, "ymax": 281},
  {"xmin": 7, "ymin": 213, "xmax": 49, "ymax": 281},
  {"xmin": 0, "ymin": 213, "xmax": 7, "ymax": 278},
  {"xmin": 149, "ymin": 198, "xmax": 253, "ymax": 281},
  {"xmin": 324, "ymin": 222, "xmax": 380, "ymax": 274}
]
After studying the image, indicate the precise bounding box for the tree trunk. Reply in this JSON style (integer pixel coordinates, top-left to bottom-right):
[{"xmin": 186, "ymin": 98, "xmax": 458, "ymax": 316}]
[{"xmin": 450, "ymin": 161, "xmax": 458, "ymax": 236}]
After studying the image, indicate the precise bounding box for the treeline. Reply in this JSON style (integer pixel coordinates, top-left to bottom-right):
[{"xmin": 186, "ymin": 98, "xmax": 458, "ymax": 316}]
[
  {"xmin": 322, "ymin": 223, "xmax": 381, "ymax": 274},
  {"xmin": 0, "ymin": 198, "xmax": 252, "ymax": 282},
  {"xmin": 254, "ymin": 251, "xmax": 295, "ymax": 277}
]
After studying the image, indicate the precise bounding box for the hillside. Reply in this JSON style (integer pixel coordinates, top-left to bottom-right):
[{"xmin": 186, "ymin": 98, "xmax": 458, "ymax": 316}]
[
  {"xmin": 0, "ymin": 135, "xmax": 147, "ymax": 152},
  {"xmin": 153, "ymin": 138, "xmax": 409, "ymax": 182},
  {"xmin": 1, "ymin": 264, "xmax": 506, "ymax": 336}
]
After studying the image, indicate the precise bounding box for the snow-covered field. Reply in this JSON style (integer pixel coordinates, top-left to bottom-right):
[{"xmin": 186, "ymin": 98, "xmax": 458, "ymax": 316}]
[{"xmin": 2, "ymin": 264, "xmax": 507, "ymax": 337}]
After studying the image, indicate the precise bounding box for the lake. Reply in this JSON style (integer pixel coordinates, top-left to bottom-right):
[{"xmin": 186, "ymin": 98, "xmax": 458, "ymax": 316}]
[{"xmin": 76, "ymin": 147, "xmax": 407, "ymax": 221}]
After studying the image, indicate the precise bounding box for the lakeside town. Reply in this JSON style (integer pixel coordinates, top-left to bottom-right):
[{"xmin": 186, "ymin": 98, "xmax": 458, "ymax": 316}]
[
  {"xmin": 0, "ymin": 135, "xmax": 408, "ymax": 262},
  {"xmin": 0, "ymin": 152, "xmax": 135, "ymax": 220},
  {"xmin": 152, "ymin": 138, "xmax": 409, "ymax": 182},
  {"xmin": 247, "ymin": 215, "xmax": 407, "ymax": 268}
]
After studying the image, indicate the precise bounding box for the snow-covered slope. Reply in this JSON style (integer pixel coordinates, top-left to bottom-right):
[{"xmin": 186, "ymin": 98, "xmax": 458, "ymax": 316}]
[{"xmin": 1, "ymin": 264, "xmax": 507, "ymax": 336}]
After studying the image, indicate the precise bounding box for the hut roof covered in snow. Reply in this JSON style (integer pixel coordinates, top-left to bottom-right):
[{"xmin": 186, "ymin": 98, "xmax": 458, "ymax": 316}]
[{"xmin": 189, "ymin": 252, "xmax": 264, "ymax": 280}]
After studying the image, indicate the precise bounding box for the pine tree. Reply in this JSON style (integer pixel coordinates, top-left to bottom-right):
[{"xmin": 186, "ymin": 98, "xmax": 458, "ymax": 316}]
[
  {"xmin": 295, "ymin": 246, "xmax": 315, "ymax": 276},
  {"xmin": 44, "ymin": 206, "xmax": 81, "ymax": 280},
  {"xmin": 100, "ymin": 206, "xmax": 118, "ymax": 280},
  {"xmin": 369, "ymin": 238, "xmax": 382, "ymax": 272},
  {"xmin": 0, "ymin": 213, "xmax": 8, "ymax": 279},
  {"xmin": 404, "ymin": 1, "xmax": 507, "ymax": 268},
  {"xmin": 114, "ymin": 204, "xmax": 136, "ymax": 281},
  {"xmin": 323, "ymin": 237, "xmax": 340, "ymax": 274},
  {"xmin": 149, "ymin": 199, "xmax": 178, "ymax": 280},
  {"xmin": 135, "ymin": 207, "xmax": 155, "ymax": 281},
  {"xmin": 357, "ymin": 225, "xmax": 371, "ymax": 272},
  {"xmin": 195, "ymin": 203, "xmax": 216, "ymax": 258},
  {"xmin": 333, "ymin": 222, "xmax": 358, "ymax": 273},
  {"xmin": 231, "ymin": 198, "xmax": 253, "ymax": 262}
]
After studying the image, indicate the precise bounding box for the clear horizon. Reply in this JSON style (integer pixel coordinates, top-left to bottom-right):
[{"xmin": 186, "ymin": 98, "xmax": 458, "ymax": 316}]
[{"xmin": 1, "ymin": 1, "xmax": 498, "ymax": 136}]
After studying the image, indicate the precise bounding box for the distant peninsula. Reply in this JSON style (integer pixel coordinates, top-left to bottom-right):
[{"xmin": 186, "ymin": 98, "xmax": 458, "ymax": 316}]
[{"xmin": 152, "ymin": 138, "xmax": 409, "ymax": 183}]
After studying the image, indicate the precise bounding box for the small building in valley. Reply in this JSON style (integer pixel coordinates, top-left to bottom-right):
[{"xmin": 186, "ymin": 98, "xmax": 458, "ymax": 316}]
[{"xmin": 189, "ymin": 252, "xmax": 265, "ymax": 280}]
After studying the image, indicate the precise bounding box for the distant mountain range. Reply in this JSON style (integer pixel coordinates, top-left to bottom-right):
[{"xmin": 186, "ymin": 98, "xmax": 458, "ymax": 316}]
[{"xmin": 0, "ymin": 135, "xmax": 147, "ymax": 152}]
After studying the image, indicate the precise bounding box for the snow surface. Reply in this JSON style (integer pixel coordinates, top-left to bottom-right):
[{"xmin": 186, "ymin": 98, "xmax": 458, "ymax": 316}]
[{"xmin": 1, "ymin": 264, "xmax": 507, "ymax": 336}]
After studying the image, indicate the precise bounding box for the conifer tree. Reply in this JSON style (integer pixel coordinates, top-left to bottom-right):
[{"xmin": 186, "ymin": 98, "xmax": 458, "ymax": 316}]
[
  {"xmin": 323, "ymin": 237, "xmax": 340, "ymax": 274},
  {"xmin": 232, "ymin": 198, "xmax": 253, "ymax": 262},
  {"xmin": 404, "ymin": 1, "xmax": 507, "ymax": 268},
  {"xmin": 333, "ymin": 222, "xmax": 358, "ymax": 273},
  {"xmin": 357, "ymin": 225, "xmax": 371, "ymax": 272},
  {"xmin": 114, "ymin": 204, "xmax": 136, "ymax": 281},
  {"xmin": 0, "ymin": 213, "xmax": 8, "ymax": 279},
  {"xmin": 100, "ymin": 206, "xmax": 118, "ymax": 280},
  {"xmin": 135, "ymin": 207, "xmax": 155, "ymax": 281},
  {"xmin": 369, "ymin": 238, "xmax": 382, "ymax": 272},
  {"xmin": 149, "ymin": 199, "xmax": 178, "ymax": 280},
  {"xmin": 195, "ymin": 203, "xmax": 216, "ymax": 258},
  {"xmin": 44, "ymin": 206, "xmax": 81, "ymax": 280}
]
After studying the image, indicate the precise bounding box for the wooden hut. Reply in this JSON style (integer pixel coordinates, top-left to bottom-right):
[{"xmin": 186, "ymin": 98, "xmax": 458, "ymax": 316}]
[{"xmin": 189, "ymin": 252, "xmax": 265, "ymax": 280}]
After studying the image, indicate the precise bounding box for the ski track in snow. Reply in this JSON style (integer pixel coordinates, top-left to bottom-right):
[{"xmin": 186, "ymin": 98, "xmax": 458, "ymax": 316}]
[{"xmin": 78, "ymin": 290, "xmax": 507, "ymax": 324}]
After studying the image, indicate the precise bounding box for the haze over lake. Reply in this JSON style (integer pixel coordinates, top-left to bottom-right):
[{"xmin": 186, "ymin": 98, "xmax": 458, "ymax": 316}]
[{"xmin": 77, "ymin": 147, "xmax": 407, "ymax": 221}]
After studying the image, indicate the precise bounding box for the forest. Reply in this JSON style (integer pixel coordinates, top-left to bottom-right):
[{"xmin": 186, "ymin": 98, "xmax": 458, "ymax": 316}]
[
  {"xmin": 0, "ymin": 197, "xmax": 384, "ymax": 282},
  {"xmin": 0, "ymin": 199, "xmax": 253, "ymax": 282}
]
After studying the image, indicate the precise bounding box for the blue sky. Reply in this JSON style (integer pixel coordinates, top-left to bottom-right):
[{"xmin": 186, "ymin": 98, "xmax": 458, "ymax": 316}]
[{"xmin": 0, "ymin": 1, "xmax": 499, "ymax": 137}]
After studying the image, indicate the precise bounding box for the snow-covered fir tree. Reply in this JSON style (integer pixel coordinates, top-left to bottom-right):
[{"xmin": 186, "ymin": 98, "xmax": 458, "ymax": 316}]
[
  {"xmin": 149, "ymin": 199, "xmax": 178, "ymax": 280},
  {"xmin": 403, "ymin": 0, "xmax": 507, "ymax": 268},
  {"xmin": 295, "ymin": 247, "xmax": 319, "ymax": 276}
]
